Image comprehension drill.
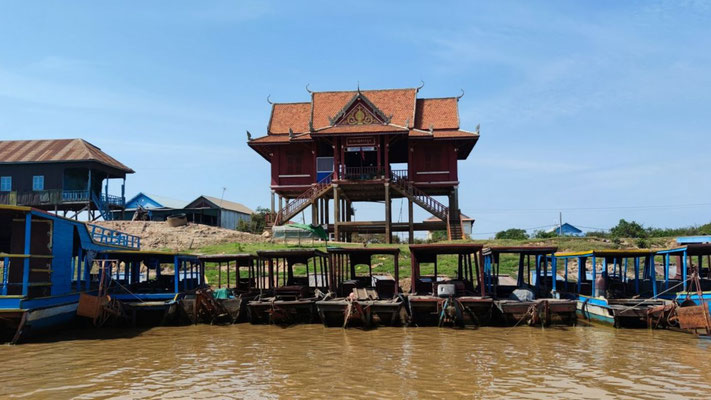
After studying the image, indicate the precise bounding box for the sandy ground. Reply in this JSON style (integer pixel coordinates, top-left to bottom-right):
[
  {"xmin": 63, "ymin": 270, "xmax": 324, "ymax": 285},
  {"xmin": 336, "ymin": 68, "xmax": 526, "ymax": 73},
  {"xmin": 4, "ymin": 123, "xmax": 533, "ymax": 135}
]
[{"xmin": 96, "ymin": 221, "xmax": 266, "ymax": 251}]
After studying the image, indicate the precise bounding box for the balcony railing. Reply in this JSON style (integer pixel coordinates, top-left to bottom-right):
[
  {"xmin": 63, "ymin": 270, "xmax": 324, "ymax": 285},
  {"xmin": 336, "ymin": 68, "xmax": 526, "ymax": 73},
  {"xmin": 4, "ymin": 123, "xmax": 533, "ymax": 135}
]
[
  {"xmin": 0, "ymin": 190, "xmax": 124, "ymax": 208},
  {"xmin": 339, "ymin": 166, "xmax": 386, "ymax": 181}
]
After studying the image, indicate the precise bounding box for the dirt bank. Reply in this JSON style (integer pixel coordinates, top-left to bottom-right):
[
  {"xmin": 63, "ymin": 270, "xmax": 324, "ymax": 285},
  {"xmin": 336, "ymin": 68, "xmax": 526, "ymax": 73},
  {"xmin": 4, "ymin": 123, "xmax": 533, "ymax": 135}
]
[{"xmin": 96, "ymin": 221, "xmax": 266, "ymax": 251}]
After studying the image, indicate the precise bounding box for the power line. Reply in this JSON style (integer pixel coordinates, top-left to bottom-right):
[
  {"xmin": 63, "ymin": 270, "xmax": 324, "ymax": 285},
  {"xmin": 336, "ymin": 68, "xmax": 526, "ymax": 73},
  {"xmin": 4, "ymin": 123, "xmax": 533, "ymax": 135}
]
[{"xmin": 474, "ymin": 202, "xmax": 711, "ymax": 214}]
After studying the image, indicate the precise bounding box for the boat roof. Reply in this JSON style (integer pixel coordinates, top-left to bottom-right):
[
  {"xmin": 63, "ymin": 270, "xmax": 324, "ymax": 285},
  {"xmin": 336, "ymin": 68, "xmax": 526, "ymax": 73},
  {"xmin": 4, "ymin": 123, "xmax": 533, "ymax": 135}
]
[
  {"xmin": 483, "ymin": 246, "xmax": 558, "ymax": 256},
  {"xmin": 327, "ymin": 246, "xmax": 400, "ymax": 255},
  {"xmin": 101, "ymin": 249, "xmax": 198, "ymax": 262},
  {"xmin": 198, "ymin": 253, "xmax": 257, "ymax": 262},
  {"xmin": 554, "ymin": 249, "xmax": 657, "ymax": 258},
  {"xmin": 657, "ymin": 243, "xmax": 711, "ymax": 256},
  {"xmin": 256, "ymin": 248, "xmax": 328, "ymax": 258},
  {"xmin": 409, "ymin": 243, "xmax": 484, "ymax": 255}
]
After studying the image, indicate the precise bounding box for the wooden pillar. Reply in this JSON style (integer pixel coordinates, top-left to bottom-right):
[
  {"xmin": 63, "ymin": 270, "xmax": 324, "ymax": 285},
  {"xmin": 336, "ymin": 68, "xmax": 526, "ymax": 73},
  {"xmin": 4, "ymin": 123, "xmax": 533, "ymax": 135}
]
[
  {"xmin": 408, "ymin": 199, "xmax": 414, "ymax": 244},
  {"xmin": 384, "ymin": 136, "xmax": 390, "ymax": 178},
  {"xmin": 385, "ymin": 182, "xmax": 392, "ymax": 244},
  {"xmin": 278, "ymin": 195, "xmax": 283, "ymax": 213},
  {"xmin": 324, "ymin": 198, "xmax": 329, "ymax": 226},
  {"xmin": 333, "ymin": 185, "xmax": 340, "ymax": 241},
  {"xmin": 450, "ymin": 185, "xmax": 460, "ymax": 221}
]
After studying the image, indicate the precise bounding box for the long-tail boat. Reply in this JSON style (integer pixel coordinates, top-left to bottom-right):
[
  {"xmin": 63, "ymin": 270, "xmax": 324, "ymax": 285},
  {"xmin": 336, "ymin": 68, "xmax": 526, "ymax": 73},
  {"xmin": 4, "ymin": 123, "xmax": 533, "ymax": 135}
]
[
  {"xmin": 78, "ymin": 249, "xmax": 201, "ymax": 326},
  {"xmin": 483, "ymin": 246, "xmax": 576, "ymax": 326},
  {"xmin": 0, "ymin": 205, "xmax": 140, "ymax": 343},
  {"xmin": 552, "ymin": 249, "xmax": 667, "ymax": 327},
  {"xmin": 247, "ymin": 249, "xmax": 330, "ymax": 325},
  {"xmin": 316, "ymin": 247, "xmax": 403, "ymax": 328},
  {"xmin": 195, "ymin": 254, "xmax": 259, "ymax": 323},
  {"xmin": 407, "ymin": 243, "xmax": 492, "ymax": 327}
]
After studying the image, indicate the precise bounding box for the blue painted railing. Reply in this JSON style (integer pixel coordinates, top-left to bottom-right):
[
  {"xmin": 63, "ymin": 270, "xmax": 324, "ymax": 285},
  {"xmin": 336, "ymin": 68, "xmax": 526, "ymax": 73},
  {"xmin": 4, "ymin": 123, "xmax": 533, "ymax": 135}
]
[{"xmin": 88, "ymin": 224, "xmax": 141, "ymax": 250}]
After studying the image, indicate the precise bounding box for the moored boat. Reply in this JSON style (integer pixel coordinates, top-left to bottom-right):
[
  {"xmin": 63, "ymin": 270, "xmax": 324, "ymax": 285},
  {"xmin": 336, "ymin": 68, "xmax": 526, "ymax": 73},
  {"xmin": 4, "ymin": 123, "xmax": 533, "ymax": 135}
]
[
  {"xmin": 247, "ymin": 249, "xmax": 330, "ymax": 325},
  {"xmin": 553, "ymin": 249, "xmax": 668, "ymax": 327},
  {"xmin": 407, "ymin": 243, "xmax": 492, "ymax": 327},
  {"xmin": 483, "ymin": 246, "xmax": 576, "ymax": 326},
  {"xmin": 0, "ymin": 205, "xmax": 141, "ymax": 343},
  {"xmin": 196, "ymin": 253, "xmax": 260, "ymax": 324},
  {"xmin": 316, "ymin": 247, "xmax": 403, "ymax": 328}
]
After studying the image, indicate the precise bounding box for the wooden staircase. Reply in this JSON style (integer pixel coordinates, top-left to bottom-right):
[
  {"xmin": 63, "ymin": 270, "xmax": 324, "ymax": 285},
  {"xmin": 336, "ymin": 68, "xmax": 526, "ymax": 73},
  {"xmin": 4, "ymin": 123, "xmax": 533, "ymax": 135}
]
[
  {"xmin": 390, "ymin": 172, "xmax": 463, "ymax": 240},
  {"xmin": 273, "ymin": 173, "xmax": 333, "ymax": 226}
]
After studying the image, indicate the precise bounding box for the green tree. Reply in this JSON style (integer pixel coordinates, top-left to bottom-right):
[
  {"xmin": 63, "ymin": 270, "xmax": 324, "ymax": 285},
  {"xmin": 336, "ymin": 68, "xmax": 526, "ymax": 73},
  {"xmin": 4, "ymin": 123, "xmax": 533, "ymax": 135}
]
[
  {"xmin": 610, "ymin": 219, "xmax": 647, "ymax": 238},
  {"xmin": 534, "ymin": 230, "xmax": 557, "ymax": 239},
  {"xmin": 495, "ymin": 228, "xmax": 528, "ymax": 240},
  {"xmin": 237, "ymin": 206, "xmax": 271, "ymax": 234}
]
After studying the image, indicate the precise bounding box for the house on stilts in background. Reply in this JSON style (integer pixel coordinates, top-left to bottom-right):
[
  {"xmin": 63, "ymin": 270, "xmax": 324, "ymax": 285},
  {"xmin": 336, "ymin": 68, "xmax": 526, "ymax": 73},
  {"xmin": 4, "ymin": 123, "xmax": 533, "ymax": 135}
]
[
  {"xmin": 248, "ymin": 86, "xmax": 480, "ymax": 243},
  {"xmin": 0, "ymin": 139, "xmax": 133, "ymax": 221}
]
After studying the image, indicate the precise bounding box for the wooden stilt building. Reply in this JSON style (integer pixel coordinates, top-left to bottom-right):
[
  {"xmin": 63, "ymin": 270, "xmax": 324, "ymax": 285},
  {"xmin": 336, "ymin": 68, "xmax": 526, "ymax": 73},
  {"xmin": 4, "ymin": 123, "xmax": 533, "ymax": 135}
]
[{"xmin": 248, "ymin": 86, "xmax": 479, "ymax": 242}]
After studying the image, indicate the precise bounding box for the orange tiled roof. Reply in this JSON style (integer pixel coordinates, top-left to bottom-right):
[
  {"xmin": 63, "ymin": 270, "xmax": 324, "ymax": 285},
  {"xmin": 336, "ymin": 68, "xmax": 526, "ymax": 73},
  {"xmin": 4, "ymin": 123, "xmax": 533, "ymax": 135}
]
[
  {"xmin": 0, "ymin": 139, "xmax": 134, "ymax": 172},
  {"xmin": 313, "ymin": 124, "xmax": 408, "ymax": 134},
  {"xmin": 269, "ymin": 103, "xmax": 311, "ymax": 134},
  {"xmin": 249, "ymin": 133, "xmax": 312, "ymax": 144},
  {"xmin": 264, "ymin": 87, "xmax": 475, "ymax": 138},
  {"xmin": 408, "ymin": 129, "xmax": 478, "ymax": 139},
  {"xmin": 311, "ymin": 89, "xmax": 417, "ymax": 129},
  {"xmin": 415, "ymin": 98, "xmax": 459, "ymax": 130}
]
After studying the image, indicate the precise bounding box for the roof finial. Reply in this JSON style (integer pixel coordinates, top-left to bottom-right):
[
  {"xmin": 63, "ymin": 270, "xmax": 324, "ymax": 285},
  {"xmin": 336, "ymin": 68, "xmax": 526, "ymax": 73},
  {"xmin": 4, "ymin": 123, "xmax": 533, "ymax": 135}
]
[
  {"xmin": 475, "ymin": 124, "xmax": 480, "ymax": 134},
  {"xmin": 305, "ymin": 84, "xmax": 312, "ymax": 94},
  {"xmin": 456, "ymin": 89, "xmax": 464, "ymax": 101},
  {"xmin": 416, "ymin": 80, "xmax": 425, "ymax": 91},
  {"xmin": 288, "ymin": 128, "xmax": 294, "ymax": 139},
  {"xmin": 357, "ymin": 81, "xmax": 361, "ymax": 94},
  {"xmin": 428, "ymin": 124, "xmax": 434, "ymax": 135},
  {"xmin": 267, "ymin": 94, "xmax": 273, "ymax": 105},
  {"xmin": 246, "ymin": 130, "xmax": 252, "ymax": 141}
]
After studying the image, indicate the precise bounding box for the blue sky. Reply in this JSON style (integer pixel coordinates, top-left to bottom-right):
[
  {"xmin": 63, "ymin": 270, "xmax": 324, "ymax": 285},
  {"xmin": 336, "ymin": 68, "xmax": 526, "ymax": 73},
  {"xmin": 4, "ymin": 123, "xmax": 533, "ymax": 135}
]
[{"xmin": 1, "ymin": 1, "xmax": 710, "ymax": 238}]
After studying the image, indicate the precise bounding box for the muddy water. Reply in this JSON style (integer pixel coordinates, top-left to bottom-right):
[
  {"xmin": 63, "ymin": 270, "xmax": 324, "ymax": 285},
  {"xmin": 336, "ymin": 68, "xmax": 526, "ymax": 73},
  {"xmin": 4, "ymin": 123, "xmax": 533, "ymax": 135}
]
[{"xmin": 2, "ymin": 325, "xmax": 711, "ymax": 399}]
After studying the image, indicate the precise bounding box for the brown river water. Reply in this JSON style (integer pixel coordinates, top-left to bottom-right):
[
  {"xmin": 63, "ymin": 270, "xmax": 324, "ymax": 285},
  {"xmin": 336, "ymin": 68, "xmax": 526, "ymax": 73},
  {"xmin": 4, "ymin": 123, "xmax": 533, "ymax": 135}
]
[{"xmin": 2, "ymin": 324, "xmax": 711, "ymax": 399}]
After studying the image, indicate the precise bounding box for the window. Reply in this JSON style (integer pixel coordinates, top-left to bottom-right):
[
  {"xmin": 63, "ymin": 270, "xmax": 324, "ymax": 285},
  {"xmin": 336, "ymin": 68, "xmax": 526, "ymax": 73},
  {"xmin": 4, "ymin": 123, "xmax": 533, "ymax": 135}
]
[
  {"xmin": 32, "ymin": 175, "xmax": 44, "ymax": 191},
  {"xmin": 0, "ymin": 176, "xmax": 11, "ymax": 192}
]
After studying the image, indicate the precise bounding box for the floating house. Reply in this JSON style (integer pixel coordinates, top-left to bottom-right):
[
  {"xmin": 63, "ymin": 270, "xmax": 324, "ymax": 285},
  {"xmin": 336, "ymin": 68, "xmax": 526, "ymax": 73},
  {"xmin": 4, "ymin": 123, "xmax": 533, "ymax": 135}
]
[
  {"xmin": 0, "ymin": 139, "xmax": 134, "ymax": 221},
  {"xmin": 248, "ymin": 86, "xmax": 480, "ymax": 243},
  {"xmin": 0, "ymin": 205, "xmax": 140, "ymax": 343}
]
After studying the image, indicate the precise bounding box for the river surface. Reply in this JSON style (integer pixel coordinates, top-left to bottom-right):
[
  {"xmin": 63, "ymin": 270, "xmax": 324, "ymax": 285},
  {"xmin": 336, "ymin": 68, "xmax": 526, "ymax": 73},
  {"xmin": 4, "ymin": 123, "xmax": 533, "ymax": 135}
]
[{"xmin": 2, "ymin": 324, "xmax": 711, "ymax": 399}]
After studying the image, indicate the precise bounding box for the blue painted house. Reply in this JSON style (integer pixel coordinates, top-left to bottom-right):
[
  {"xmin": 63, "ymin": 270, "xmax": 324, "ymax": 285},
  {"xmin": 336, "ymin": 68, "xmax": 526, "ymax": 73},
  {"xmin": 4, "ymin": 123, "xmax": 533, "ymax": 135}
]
[{"xmin": 547, "ymin": 223, "xmax": 584, "ymax": 237}]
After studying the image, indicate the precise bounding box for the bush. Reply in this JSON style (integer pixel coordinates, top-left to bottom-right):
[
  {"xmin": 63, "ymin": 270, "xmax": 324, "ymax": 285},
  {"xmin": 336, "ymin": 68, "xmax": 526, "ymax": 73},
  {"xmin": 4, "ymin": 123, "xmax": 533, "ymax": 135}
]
[
  {"xmin": 236, "ymin": 206, "xmax": 271, "ymax": 234},
  {"xmin": 610, "ymin": 219, "xmax": 647, "ymax": 238},
  {"xmin": 533, "ymin": 230, "xmax": 557, "ymax": 239},
  {"xmin": 495, "ymin": 228, "xmax": 528, "ymax": 240}
]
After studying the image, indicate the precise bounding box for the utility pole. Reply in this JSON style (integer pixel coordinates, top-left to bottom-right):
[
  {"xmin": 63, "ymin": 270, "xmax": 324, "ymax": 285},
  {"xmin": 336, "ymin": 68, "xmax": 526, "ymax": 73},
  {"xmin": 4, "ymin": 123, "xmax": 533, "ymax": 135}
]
[{"xmin": 559, "ymin": 212, "xmax": 563, "ymax": 235}]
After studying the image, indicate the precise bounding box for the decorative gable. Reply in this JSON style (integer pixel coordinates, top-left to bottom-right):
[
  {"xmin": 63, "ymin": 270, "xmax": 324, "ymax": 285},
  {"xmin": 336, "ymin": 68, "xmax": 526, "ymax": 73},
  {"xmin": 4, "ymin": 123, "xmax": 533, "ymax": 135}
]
[{"xmin": 328, "ymin": 92, "xmax": 392, "ymax": 127}]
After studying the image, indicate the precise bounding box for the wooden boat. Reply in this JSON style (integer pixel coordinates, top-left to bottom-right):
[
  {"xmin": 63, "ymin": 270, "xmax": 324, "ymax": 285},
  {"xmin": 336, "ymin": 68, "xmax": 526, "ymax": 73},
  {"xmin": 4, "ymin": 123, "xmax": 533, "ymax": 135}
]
[
  {"xmin": 483, "ymin": 246, "xmax": 576, "ymax": 326},
  {"xmin": 553, "ymin": 249, "xmax": 667, "ymax": 327},
  {"xmin": 194, "ymin": 254, "xmax": 260, "ymax": 324},
  {"xmin": 247, "ymin": 249, "xmax": 330, "ymax": 325},
  {"xmin": 78, "ymin": 250, "xmax": 202, "ymax": 327},
  {"xmin": 316, "ymin": 247, "xmax": 403, "ymax": 328},
  {"xmin": 407, "ymin": 244, "xmax": 493, "ymax": 327},
  {"xmin": 0, "ymin": 205, "xmax": 141, "ymax": 343}
]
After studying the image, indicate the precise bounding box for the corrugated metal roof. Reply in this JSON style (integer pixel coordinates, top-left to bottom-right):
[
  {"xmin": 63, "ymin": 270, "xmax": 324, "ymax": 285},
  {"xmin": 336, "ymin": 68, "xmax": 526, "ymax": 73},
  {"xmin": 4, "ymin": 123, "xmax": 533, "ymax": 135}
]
[
  {"xmin": 0, "ymin": 138, "xmax": 134, "ymax": 173},
  {"xmin": 187, "ymin": 195, "xmax": 254, "ymax": 215}
]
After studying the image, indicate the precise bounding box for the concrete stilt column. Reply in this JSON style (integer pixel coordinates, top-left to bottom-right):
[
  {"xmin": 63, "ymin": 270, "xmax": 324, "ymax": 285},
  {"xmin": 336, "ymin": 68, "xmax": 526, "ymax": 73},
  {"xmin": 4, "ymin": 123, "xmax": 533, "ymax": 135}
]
[
  {"xmin": 271, "ymin": 190, "xmax": 275, "ymax": 214},
  {"xmin": 311, "ymin": 198, "xmax": 319, "ymax": 226},
  {"xmin": 333, "ymin": 185, "xmax": 340, "ymax": 242},
  {"xmin": 385, "ymin": 183, "xmax": 392, "ymax": 244},
  {"xmin": 408, "ymin": 199, "xmax": 414, "ymax": 244}
]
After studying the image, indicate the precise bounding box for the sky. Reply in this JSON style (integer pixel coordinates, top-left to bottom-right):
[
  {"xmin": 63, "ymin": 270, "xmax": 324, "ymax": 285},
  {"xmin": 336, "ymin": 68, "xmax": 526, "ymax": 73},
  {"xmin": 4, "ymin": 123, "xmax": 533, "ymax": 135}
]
[{"xmin": 1, "ymin": 0, "xmax": 710, "ymax": 238}]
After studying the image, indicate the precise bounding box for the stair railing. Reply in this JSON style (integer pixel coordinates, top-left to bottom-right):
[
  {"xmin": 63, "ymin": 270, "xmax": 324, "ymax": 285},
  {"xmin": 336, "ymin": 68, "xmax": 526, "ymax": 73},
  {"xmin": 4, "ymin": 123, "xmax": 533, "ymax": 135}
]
[
  {"xmin": 389, "ymin": 172, "xmax": 448, "ymax": 221},
  {"xmin": 275, "ymin": 173, "xmax": 333, "ymax": 225}
]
